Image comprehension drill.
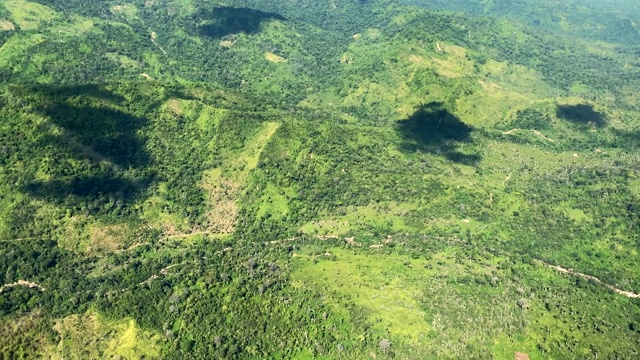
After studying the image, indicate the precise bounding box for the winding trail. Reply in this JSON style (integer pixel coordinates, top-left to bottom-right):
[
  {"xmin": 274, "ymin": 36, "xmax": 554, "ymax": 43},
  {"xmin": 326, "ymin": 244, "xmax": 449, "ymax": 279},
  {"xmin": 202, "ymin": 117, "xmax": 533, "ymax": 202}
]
[
  {"xmin": 150, "ymin": 31, "xmax": 167, "ymax": 55},
  {"xmin": 162, "ymin": 231, "xmax": 215, "ymax": 240},
  {"xmin": 0, "ymin": 237, "xmax": 39, "ymax": 243},
  {"xmin": 543, "ymin": 261, "xmax": 640, "ymax": 299},
  {"xmin": 503, "ymin": 128, "xmax": 555, "ymax": 142}
]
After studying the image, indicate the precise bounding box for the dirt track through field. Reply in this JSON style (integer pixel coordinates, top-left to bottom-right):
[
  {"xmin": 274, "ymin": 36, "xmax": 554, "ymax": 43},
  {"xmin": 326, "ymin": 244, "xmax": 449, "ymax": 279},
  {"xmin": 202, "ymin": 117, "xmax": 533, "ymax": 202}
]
[{"xmin": 544, "ymin": 261, "xmax": 640, "ymax": 298}]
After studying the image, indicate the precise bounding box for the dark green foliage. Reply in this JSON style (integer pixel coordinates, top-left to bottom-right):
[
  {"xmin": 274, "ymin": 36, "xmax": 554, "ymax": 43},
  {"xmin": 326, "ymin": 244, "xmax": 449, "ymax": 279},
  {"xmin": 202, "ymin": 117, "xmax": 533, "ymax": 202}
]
[
  {"xmin": 196, "ymin": 7, "xmax": 286, "ymax": 38},
  {"xmin": 511, "ymin": 109, "xmax": 553, "ymax": 130},
  {"xmin": 557, "ymin": 104, "xmax": 607, "ymax": 127},
  {"xmin": 396, "ymin": 102, "xmax": 480, "ymax": 165}
]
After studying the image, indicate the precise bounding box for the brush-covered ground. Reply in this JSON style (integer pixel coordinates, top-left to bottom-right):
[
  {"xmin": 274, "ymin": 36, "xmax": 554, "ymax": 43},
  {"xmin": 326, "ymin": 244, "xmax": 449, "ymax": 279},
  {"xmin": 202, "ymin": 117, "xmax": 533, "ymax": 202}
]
[{"xmin": 1, "ymin": 0, "xmax": 640, "ymax": 358}]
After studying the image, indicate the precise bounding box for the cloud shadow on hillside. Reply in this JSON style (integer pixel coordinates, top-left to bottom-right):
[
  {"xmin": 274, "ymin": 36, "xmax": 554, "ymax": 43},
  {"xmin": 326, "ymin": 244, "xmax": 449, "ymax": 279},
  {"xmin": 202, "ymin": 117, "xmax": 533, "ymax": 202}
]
[
  {"xmin": 39, "ymin": 102, "xmax": 150, "ymax": 168},
  {"xmin": 556, "ymin": 104, "xmax": 607, "ymax": 128},
  {"xmin": 196, "ymin": 6, "xmax": 286, "ymax": 39},
  {"xmin": 612, "ymin": 128, "xmax": 640, "ymax": 150},
  {"xmin": 396, "ymin": 102, "xmax": 480, "ymax": 165},
  {"xmin": 16, "ymin": 84, "xmax": 155, "ymax": 208}
]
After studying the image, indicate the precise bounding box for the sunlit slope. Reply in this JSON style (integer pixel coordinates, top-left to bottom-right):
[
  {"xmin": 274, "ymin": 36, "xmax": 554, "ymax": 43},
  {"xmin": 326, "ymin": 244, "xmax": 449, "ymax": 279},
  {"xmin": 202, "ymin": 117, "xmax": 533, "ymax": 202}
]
[
  {"xmin": 1, "ymin": 0, "xmax": 640, "ymax": 359},
  {"xmin": 403, "ymin": 0, "xmax": 640, "ymax": 46},
  {"xmin": 0, "ymin": 82, "xmax": 281, "ymax": 249},
  {"xmin": 2, "ymin": 0, "xmax": 638, "ymax": 114},
  {"xmin": 292, "ymin": 243, "xmax": 640, "ymax": 359}
]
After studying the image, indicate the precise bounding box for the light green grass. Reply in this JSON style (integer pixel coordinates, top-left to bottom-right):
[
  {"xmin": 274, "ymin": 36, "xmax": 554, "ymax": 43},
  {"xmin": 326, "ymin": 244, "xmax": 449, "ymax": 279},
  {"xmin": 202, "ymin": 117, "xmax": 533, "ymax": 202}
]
[
  {"xmin": 256, "ymin": 183, "xmax": 290, "ymax": 220},
  {"xmin": 3, "ymin": 0, "xmax": 58, "ymax": 31},
  {"xmin": 52, "ymin": 311, "xmax": 161, "ymax": 359},
  {"xmin": 292, "ymin": 245, "xmax": 623, "ymax": 359},
  {"xmin": 48, "ymin": 15, "xmax": 96, "ymax": 37},
  {"xmin": 292, "ymin": 246, "xmax": 510, "ymax": 347},
  {"xmin": 556, "ymin": 202, "xmax": 592, "ymax": 222},
  {"xmin": 0, "ymin": 33, "xmax": 45, "ymax": 68},
  {"xmin": 237, "ymin": 122, "xmax": 280, "ymax": 180},
  {"xmin": 300, "ymin": 201, "xmax": 420, "ymax": 236},
  {"xmin": 106, "ymin": 52, "xmax": 141, "ymax": 69},
  {"xmin": 292, "ymin": 247, "xmax": 433, "ymax": 343}
]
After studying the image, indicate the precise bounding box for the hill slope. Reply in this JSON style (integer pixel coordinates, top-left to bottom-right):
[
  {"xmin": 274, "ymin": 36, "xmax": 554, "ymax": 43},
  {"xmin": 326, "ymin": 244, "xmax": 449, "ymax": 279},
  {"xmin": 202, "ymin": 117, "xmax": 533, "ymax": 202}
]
[{"xmin": 1, "ymin": 0, "xmax": 640, "ymax": 358}]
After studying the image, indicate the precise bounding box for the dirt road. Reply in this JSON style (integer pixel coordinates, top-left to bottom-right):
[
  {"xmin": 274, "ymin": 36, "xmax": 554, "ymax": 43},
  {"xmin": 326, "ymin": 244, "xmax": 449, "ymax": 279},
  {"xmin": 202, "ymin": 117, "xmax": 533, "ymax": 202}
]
[{"xmin": 544, "ymin": 262, "xmax": 640, "ymax": 298}]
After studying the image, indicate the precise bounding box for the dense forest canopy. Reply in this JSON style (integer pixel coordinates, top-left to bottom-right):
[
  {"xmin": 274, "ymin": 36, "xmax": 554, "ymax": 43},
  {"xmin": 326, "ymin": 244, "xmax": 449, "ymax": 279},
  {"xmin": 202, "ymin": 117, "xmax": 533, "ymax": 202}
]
[{"xmin": 1, "ymin": 0, "xmax": 640, "ymax": 358}]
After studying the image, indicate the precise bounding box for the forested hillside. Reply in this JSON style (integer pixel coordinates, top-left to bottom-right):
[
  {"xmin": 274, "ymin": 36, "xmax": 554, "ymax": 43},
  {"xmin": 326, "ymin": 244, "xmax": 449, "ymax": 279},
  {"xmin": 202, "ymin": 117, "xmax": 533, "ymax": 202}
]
[
  {"xmin": 405, "ymin": 0, "xmax": 640, "ymax": 45},
  {"xmin": 1, "ymin": 0, "xmax": 640, "ymax": 358}
]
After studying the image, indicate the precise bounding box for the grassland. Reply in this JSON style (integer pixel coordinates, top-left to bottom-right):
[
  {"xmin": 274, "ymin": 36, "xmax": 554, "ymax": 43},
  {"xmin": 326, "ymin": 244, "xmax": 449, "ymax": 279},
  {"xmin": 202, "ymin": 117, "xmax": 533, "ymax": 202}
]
[
  {"xmin": 52, "ymin": 311, "xmax": 161, "ymax": 359},
  {"xmin": 2, "ymin": 0, "xmax": 58, "ymax": 30},
  {"xmin": 292, "ymin": 241, "xmax": 640, "ymax": 359}
]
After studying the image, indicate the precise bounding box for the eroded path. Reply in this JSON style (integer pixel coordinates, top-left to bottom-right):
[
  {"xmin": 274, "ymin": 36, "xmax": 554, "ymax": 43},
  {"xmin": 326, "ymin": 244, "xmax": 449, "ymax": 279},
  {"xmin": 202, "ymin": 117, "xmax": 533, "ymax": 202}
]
[
  {"xmin": 543, "ymin": 261, "xmax": 640, "ymax": 298},
  {"xmin": 0, "ymin": 280, "xmax": 45, "ymax": 292}
]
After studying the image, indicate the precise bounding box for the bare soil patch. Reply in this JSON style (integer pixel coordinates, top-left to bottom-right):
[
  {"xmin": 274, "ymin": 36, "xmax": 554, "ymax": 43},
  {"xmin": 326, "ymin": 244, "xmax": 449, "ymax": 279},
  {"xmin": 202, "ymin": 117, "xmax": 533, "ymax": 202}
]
[
  {"xmin": 0, "ymin": 20, "xmax": 15, "ymax": 31},
  {"xmin": 201, "ymin": 177, "xmax": 239, "ymax": 234},
  {"xmin": 149, "ymin": 31, "xmax": 167, "ymax": 54},
  {"xmin": 219, "ymin": 40, "xmax": 235, "ymax": 48},
  {"xmin": 166, "ymin": 99, "xmax": 182, "ymax": 115},
  {"xmin": 87, "ymin": 224, "xmax": 127, "ymax": 254},
  {"xmin": 0, "ymin": 280, "xmax": 45, "ymax": 292}
]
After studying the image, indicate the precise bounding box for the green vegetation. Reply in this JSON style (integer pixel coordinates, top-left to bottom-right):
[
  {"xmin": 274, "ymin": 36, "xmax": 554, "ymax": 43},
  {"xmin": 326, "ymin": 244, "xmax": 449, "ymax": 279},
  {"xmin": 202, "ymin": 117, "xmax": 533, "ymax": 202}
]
[{"xmin": 1, "ymin": 0, "xmax": 640, "ymax": 358}]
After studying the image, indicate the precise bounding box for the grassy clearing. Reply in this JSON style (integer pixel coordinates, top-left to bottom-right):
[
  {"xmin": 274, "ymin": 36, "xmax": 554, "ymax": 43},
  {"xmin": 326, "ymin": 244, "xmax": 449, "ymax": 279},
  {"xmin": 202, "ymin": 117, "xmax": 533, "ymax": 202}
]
[
  {"xmin": 292, "ymin": 247, "xmax": 433, "ymax": 343},
  {"xmin": 291, "ymin": 245, "xmax": 546, "ymax": 357},
  {"xmin": 141, "ymin": 193, "xmax": 192, "ymax": 235},
  {"xmin": 86, "ymin": 224, "xmax": 129, "ymax": 254},
  {"xmin": 300, "ymin": 201, "xmax": 420, "ymax": 236},
  {"xmin": 199, "ymin": 120, "xmax": 280, "ymax": 235},
  {"xmin": 0, "ymin": 33, "xmax": 45, "ymax": 68},
  {"xmin": 291, "ymin": 242, "xmax": 640, "ymax": 358},
  {"xmin": 237, "ymin": 122, "xmax": 280, "ymax": 180},
  {"xmin": 106, "ymin": 52, "xmax": 141, "ymax": 69},
  {"xmin": 265, "ymin": 52, "xmax": 287, "ymax": 63},
  {"xmin": 51, "ymin": 311, "xmax": 161, "ymax": 359},
  {"xmin": 555, "ymin": 202, "xmax": 592, "ymax": 222},
  {"xmin": 48, "ymin": 15, "xmax": 95, "ymax": 37},
  {"xmin": 110, "ymin": 4, "xmax": 139, "ymax": 20},
  {"xmin": 431, "ymin": 43, "xmax": 473, "ymax": 78},
  {"xmin": 255, "ymin": 183, "xmax": 291, "ymax": 221},
  {"xmin": 3, "ymin": 0, "xmax": 58, "ymax": 31}
]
